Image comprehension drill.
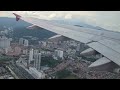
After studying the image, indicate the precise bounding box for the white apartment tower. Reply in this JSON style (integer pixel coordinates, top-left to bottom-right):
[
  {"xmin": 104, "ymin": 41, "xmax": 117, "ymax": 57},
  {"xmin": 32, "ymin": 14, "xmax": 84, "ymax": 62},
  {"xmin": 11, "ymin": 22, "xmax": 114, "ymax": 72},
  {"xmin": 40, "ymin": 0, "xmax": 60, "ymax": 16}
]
[
  {"xmin": 24, "ymin": 39, "xmax": 29, "ymax": 46},
  {"xmin": 29, "ymin": 49, "xmax": 34, "ymax": 63},
  {"xmin": 54, "ymin": 49, "xmax": 64, "ymax": 59},
  {"xmin": 19, "ymin": 38, "xmax": 24, "ymax": 45},
  {"xmin": 33, "ymin": 49, "xmax": 39, "ymax": 59},
  {"xmin": 34, "ymin": 53, "xmax": 41, "ymax": 71}
]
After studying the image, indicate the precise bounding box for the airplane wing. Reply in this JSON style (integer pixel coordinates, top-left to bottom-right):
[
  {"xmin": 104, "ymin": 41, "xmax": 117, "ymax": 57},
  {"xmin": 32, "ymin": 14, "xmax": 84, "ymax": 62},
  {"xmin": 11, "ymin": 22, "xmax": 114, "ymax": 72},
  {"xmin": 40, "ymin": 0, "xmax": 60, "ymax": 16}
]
[{"xmin": 13, "ymin": 13, "xmax": 120, "ymax": 69}]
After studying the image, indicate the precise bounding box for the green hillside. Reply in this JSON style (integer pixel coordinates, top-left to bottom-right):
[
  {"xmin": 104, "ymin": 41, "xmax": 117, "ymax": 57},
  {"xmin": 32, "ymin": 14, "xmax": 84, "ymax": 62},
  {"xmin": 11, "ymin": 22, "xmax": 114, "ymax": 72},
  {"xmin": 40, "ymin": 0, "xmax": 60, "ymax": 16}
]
[{"xmin": 0, "ymin": 17, "xmax": 56, "ymax": 40}]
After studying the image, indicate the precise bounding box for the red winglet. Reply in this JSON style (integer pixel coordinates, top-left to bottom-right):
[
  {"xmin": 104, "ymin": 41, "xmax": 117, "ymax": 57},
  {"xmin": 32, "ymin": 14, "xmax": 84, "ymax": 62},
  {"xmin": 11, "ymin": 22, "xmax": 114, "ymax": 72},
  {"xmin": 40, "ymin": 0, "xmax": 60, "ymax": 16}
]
[{"xmin": 13, "ymin": 13, "xmax": 21, "ymax": 21}]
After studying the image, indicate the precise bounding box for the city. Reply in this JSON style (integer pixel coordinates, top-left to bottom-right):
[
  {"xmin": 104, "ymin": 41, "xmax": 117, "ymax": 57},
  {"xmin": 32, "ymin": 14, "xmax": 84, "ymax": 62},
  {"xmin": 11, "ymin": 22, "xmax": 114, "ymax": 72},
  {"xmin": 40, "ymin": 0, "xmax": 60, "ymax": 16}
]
[
  {"xmin": 0, "ymin": 29, "xmax": 120, "ymax": 79},
  {"xmin": 0, "ymin": 11, "xmax": 120, "ymax": 79}
]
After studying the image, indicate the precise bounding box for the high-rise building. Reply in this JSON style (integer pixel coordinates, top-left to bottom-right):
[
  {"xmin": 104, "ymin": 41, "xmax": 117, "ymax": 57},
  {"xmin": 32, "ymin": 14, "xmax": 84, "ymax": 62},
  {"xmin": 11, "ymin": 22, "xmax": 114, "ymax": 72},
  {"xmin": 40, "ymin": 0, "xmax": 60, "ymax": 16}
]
[
  {"xmin": 59, "ymin": 50, "xmax": 63, "ymax": 59},
  {"xmin": 19, "ymin": 38, "xmax": 24, "ymax": 45},
  {"xmin": 33, "ymin": 49, "xmax": 39, "ymax": 59},
  {"xmin": 24, "ymin": 39, "xmax": 29, "ymax": 46},
  {"xmin": 54, "ymin": 49, "xmax": 64, "ymax": 60},
  {"xmin": 29, "ymin": 49, "xmax": 34, "ymax": 63},
  {"xmin": 34, "ymin": 53, "xmax": 41, "ymax": 71},
  {"xmin": 33, "ymin": 49, "xmax": 39, "ymax": 55}
]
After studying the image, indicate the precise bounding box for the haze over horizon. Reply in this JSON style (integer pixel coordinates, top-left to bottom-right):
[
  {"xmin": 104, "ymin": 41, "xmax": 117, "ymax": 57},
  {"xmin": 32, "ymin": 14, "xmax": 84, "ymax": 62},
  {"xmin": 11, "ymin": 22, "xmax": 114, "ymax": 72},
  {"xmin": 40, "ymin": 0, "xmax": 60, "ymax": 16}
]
[{"xmin": 0, "ymin": 11, "xmax": 120, "ymax": 32}]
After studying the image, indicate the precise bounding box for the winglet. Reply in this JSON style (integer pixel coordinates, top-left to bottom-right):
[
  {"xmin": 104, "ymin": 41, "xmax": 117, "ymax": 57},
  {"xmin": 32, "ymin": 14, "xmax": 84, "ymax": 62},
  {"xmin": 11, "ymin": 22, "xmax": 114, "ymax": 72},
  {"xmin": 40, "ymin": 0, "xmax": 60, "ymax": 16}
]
[{"xmin": 13, "ymin": 13, "xmax": 21, "ymax": 21}]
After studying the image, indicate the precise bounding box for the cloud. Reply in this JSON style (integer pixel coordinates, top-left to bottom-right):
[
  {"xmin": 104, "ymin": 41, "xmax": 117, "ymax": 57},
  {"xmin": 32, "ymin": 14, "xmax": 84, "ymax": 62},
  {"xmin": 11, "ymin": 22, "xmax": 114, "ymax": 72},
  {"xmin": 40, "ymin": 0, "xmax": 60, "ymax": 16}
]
[
  {"xmin": 64, "ymin": 14, "xmax": 72, "ymax": 19},
  {"xmin": 48, "ymin": 13, "xmax": 56, "ymax": 18},
  {"xmin": 0, "ymin": 11, "xmax": 12, "ymax": 17}
]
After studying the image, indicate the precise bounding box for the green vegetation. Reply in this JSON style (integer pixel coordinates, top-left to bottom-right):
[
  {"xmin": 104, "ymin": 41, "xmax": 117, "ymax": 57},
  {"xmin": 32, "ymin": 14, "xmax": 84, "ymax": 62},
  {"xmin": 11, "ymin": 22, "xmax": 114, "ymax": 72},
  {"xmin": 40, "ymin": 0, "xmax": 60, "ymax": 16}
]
[
  {"xmin": 0, "ymin": 55, "xmax": 14, "ymax": 63},
  {"xmin": 55, "ymin": 69, "xmax": 71, "ymax": 79},
  {"xmin": 55, "ymin": 69, "xmax": 79, "ymax": 79},
  {"xmin": 41, "ymin": 56, "xmax": 61, "ymax": 68},
  {"xmin": 13, "ymin": 27, "xmax": 55, "ymax": 40},
  {"xmin": 41, "ymin": 48, "xmax": 53, "ymax": 52}
]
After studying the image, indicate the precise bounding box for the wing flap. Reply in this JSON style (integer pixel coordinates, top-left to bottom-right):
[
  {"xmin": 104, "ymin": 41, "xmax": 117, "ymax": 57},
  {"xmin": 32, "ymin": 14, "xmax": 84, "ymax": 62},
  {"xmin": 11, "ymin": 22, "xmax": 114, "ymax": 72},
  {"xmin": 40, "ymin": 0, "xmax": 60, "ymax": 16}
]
[
  {"xmin": 80, "ymin": 48, "xmax": 96, "ymax": 56},
  {"xmin": 89, "ymin": 57, "xmax": 111, "ymax": 67},
  {"xmin": 88, "ymin": 41, "xmax": 120, "ymax": 66}
]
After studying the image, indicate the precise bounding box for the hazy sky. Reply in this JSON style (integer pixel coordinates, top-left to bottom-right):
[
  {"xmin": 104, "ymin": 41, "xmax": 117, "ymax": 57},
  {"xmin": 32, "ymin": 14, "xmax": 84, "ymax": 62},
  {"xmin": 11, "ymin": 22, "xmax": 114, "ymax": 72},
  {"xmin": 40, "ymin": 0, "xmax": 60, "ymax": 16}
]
[{"xmin": 0, "ymin": 11, "xmax": 120, "ymax": 32}]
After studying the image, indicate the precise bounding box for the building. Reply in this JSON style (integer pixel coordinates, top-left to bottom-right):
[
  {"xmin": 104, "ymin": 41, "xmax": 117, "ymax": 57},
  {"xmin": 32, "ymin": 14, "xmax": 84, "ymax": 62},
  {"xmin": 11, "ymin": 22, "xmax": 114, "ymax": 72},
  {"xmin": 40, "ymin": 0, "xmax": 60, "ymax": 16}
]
[
  {"xmin": 54, "ymin": 49, "xmax": 64, "ymax": 60},
  {"xmin": 29, "ymin": 67, "xmax": 45, "ymax": 79},
  {"xmin": 5, "ymin": 46, "xmax": 21, "ymax": 56},
  {"xmin": 24, "ymin": 39, "xmax": 29, "ymax": 46},
  {"xmin": 19, "ymin": 38, "xmax": 29, "ymax": 46},
  {"xmin": 23, "ymin": 49, "xmax": 28, "ymax": 55},
  {"xmin": 19, "ymin": 38, "xmax": 24, "ymax": 45},
  {"xmin": 0, "ymin": 35, "xmax": 11, "ymax": 49},
  {"xmin": 34, "ymin": 50, "xmax": 39, "ymax": 54},
  {"xmin": 41, "ymin": 41, "xmax": 47, "ymax": 47},
  {"xmin": 29, "ymin": 49, "xmax": 34, "ymax": 63},
  {"xmin": 28, "ymin": 49, "xmax": 34, "ymax": 68},
  {"xmin": 69, "ymin": 40, "xmax": 77, "ymax": 46},
  {"xmin": 34, "ymin": 53, "xmax": 41, "ymax": 71},
  {"xmin": 33, "ymin": 49, "xmax": 39, "ymax": 59}
]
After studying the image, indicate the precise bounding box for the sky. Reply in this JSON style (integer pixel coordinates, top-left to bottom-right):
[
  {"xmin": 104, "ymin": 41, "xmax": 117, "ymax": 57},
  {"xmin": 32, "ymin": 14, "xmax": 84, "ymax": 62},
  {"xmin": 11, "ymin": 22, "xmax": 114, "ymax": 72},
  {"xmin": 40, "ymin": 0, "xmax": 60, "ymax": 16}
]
[{"xmin": 0, "ymin": 11, "xmax": 120, "ymax": 32}]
